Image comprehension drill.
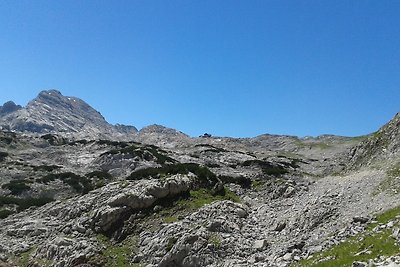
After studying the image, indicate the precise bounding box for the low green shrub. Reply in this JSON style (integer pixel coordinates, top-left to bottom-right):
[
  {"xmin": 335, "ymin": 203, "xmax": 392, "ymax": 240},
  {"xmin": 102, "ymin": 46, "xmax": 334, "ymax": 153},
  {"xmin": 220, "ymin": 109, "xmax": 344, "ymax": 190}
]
[
  {"xmin": 101, "ymin": 144, "xmax": 175, "ymax": 165},
  {"xmin": 242, "ymin": 160, "xmax": 288, "ymax": 176},
  {"xmin": 31, "ymin": 165, "xmax": 62, "ymax": 172},
  {"xmin": 38, "ymin": 172, "xmax": 93, "ymax": 194},
  {"xmin": 0, "ymin": 151, "xmax": 8, "ymax": 161},
  {"xmin": 127, "ymin": 163, "xmax": 218, "ymax": 186},
  {"xmin": 86, "ymin": 170, "xmax": 113, "ymax": 180},
  {"xmin": 40, "ymin": 134, "xmax": 66, "ymax": 145},
  {"xmin": 0, "ymin": 196, "xmax": 53, "ymax": 214},
  {"xmin": 0, "ymin": 209, "xmax": 14, "ymax": 219},
  {"xmin": 2, "ymin": 180, "xmax": 31, "ymax": 195},
  {"xmin": 218, "ymin": 175, "xmax": 251, "ymax": 188}
]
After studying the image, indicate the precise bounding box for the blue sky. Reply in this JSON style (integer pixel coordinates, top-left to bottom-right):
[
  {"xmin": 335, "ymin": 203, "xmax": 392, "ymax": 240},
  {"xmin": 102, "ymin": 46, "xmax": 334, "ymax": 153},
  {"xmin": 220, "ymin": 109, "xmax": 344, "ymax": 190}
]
[{"xmin": 0, "ymin": 1, "xmax": 399, "ymax": 137}]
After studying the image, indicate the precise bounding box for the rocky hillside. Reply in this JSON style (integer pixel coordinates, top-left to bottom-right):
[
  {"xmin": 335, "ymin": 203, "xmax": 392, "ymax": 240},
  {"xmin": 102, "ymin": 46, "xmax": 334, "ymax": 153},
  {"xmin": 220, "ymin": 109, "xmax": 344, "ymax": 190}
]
[
  {"xmin": 347, "ymin": 112, "xmax": 400, "ymax": 169},
  {"xmin": 0, "ymin": 91, "xmax": 399, "ymax": 267},
  {"xmin": 0, "ymin": 90, "xmax": 137, "ymax": 140}
]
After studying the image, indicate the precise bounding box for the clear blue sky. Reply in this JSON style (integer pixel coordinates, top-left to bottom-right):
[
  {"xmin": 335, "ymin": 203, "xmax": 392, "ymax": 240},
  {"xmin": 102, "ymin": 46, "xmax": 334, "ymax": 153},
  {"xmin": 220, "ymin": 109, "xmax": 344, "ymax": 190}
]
[{"xmin": 0, "ymin": 1, "xmax": 399, "ymax": 137}]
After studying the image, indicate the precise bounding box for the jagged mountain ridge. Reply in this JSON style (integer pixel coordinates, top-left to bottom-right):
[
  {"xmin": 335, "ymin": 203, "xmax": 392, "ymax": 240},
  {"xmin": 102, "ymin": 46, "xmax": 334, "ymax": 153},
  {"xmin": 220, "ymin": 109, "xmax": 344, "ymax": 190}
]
[{"xmin": 0, "ymin": 90, "xmax": 138, "ymax": 140}]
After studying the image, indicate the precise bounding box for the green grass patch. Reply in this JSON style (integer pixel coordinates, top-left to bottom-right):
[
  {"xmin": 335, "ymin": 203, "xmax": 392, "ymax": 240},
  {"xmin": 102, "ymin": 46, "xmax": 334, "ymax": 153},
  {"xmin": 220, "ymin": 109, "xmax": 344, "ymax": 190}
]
[
  {"xmin": 177, "ymin": 187, "xmax": 240, "ymax": 209},
  {"xmin": 96, "ymin": 234, "xmax": 139, "ymax": 267},
  {"xmin": 293, "ymin": 230, "xmax": 398, "ymax": 267},
  {"xmin": 11, "ymin": 246, "xmax": 36, "ymax": 267},
  {"xmin": 350, "ymin": 135, "xmax": 371, "ymax": 142},
  {"xmin": 293, "ymin": 205, "xmax": 400, "ymax": 267},
  {"xmin": 163, "ymin": 216, "xmax": 178, "ymax": 223}
]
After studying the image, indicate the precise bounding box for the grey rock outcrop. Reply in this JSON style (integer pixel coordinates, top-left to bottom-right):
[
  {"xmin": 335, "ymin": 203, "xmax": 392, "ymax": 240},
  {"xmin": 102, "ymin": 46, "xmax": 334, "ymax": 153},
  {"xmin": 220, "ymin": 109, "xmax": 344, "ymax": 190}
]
[{"xmin": 0, "ymin": 174, "xmax": 196, "ymax": 266}]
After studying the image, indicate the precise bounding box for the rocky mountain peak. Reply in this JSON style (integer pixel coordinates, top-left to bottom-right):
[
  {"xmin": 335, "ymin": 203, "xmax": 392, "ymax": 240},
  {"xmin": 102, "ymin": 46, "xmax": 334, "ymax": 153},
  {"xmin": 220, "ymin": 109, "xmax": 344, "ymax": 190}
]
[
  {"xmin": 0, "ymin": 90, "xmax": 137, "ymax": 139},
  {"xmin": 27, "ymin": 90, "xmax": 106, "ymax": 124},
  {"xmin": 0, "ymin": 101, "xmax": 22, "ymax": 116}
]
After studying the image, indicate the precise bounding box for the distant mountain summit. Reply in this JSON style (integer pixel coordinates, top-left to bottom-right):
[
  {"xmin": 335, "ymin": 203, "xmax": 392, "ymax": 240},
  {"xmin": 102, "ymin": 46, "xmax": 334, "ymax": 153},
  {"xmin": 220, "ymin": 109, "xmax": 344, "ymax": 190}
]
[{"xmin": 0, "ymin": 90, "xmax": 137, "ymax": 139}]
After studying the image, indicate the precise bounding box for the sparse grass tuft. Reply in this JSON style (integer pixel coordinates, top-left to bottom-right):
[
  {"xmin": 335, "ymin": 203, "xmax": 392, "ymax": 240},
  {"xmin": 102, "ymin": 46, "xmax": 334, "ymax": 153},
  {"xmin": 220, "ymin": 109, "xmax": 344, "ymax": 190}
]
[{"xmin": 208, "ymin": 233, "xmax": 222, "ymax": 249}]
